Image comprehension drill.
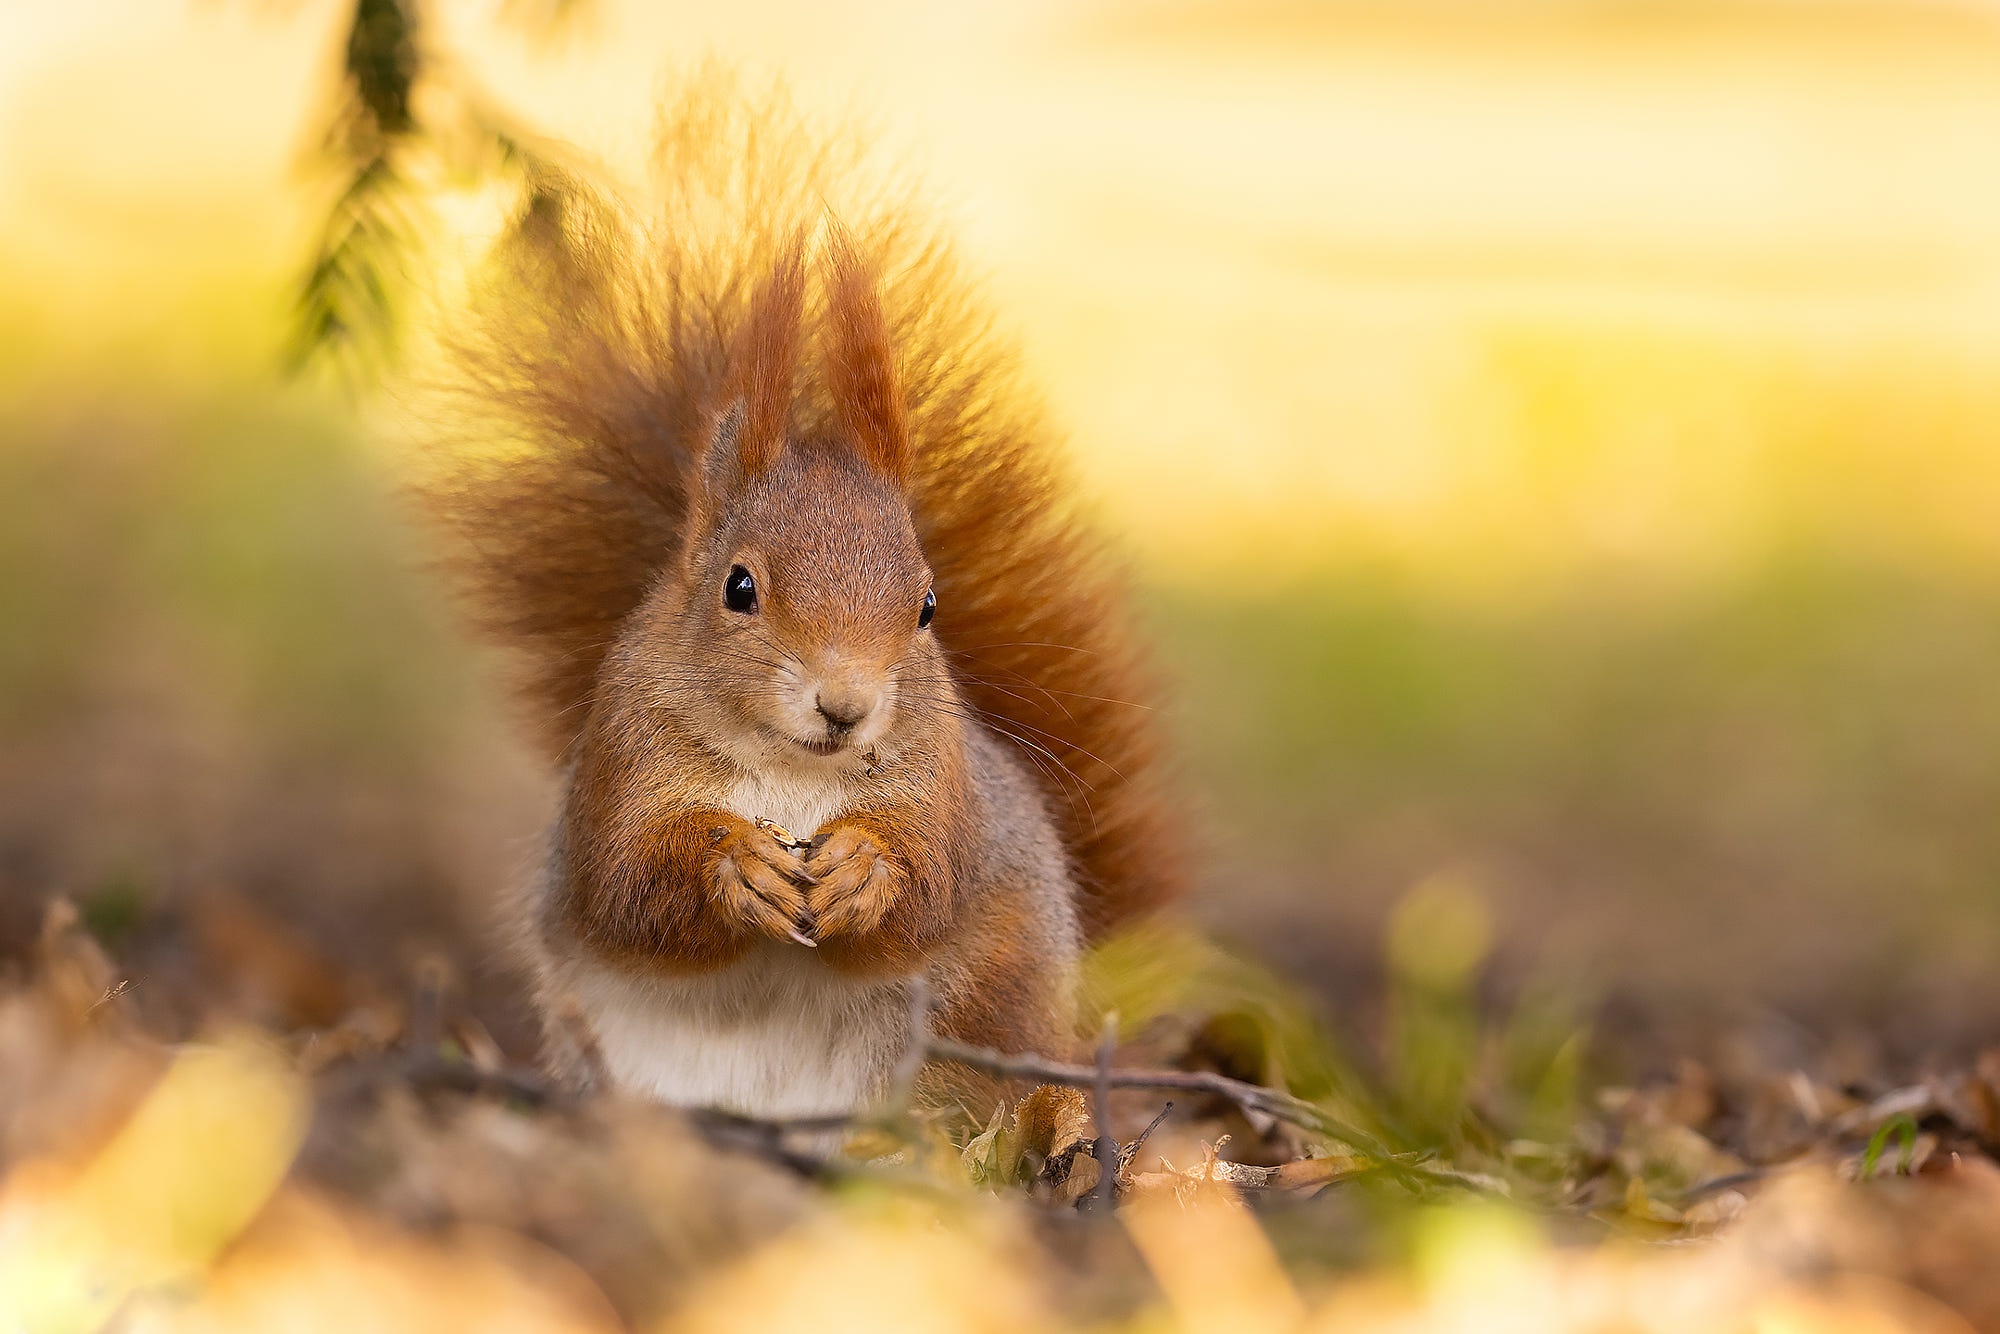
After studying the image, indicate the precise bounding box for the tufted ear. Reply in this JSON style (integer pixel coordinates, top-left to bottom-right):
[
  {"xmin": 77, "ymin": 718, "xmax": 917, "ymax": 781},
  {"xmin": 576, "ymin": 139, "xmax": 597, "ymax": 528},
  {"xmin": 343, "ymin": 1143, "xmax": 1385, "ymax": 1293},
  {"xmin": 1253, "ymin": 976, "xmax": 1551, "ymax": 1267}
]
[
  {"xmin": 698, "ymin": 398, "xmax": 750, "ymax": 512},
  {"xmin": 713, "ymin": 240, "xmax": 807, "ymax": 483},
  {"xmin": 821, "ymin": 223, "xmax": 911, "ymax": 483}
]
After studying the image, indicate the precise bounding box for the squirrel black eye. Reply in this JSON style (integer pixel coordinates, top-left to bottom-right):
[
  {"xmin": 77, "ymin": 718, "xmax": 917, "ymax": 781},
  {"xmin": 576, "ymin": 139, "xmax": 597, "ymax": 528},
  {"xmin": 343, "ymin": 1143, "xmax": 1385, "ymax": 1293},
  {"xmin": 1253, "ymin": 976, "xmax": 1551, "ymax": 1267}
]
[
  {"xmin": 918, "ymin": 586, "xmax": 936, "ymax": 629},
  {"xmin": 723, "ymin": 565, "xmax": 758, "ymax": 613}
]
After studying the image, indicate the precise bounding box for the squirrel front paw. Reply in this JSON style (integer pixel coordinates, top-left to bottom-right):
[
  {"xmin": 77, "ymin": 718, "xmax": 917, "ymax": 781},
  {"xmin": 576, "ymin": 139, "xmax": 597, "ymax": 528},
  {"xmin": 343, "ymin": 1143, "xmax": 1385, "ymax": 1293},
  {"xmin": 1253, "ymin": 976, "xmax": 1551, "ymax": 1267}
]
[
  {"xmin": 707, "ymin": 820, "xmax": 814, "ymax": 943},
  {"xmin": 803, "ymin": 823, "xmax": 908, "ymax": 939}
]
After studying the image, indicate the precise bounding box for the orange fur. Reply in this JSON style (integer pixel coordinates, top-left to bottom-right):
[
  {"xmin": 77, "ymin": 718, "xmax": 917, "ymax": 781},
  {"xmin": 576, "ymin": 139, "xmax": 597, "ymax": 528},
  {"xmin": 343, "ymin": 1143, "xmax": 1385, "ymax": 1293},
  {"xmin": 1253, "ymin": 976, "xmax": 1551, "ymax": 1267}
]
[
  {"xmin": 821, "ymin": 224, "xmax": 912, "ymax": 482},
  {"xmin": 422, "ymin": 76, "xmax": 1183, "ymax": 961},
  {"xmin": 727, "ymin": 239, "xmax": 807, "ymax": 477}
]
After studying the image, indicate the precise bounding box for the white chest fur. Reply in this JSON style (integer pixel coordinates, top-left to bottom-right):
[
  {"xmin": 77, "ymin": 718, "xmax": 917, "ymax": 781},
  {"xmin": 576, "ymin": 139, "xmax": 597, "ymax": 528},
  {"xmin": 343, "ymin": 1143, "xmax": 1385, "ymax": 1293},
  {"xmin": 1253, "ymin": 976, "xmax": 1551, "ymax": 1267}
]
[
  {"xmin": 723, "ymin": 766, "xmax": 849, "ymax": 843},
  {"xmin": 572, "ymin": 946, "xmax": 913, "ymax": 1116}
]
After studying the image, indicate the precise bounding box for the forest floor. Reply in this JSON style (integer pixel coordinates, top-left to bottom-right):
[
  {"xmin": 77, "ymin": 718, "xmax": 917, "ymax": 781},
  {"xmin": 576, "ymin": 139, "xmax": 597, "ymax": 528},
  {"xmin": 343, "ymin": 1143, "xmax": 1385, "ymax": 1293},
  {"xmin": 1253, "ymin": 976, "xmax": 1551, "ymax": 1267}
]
[{"xmin": 8, "ymin": 893, "xmax": 2000, "ymax": 1334}]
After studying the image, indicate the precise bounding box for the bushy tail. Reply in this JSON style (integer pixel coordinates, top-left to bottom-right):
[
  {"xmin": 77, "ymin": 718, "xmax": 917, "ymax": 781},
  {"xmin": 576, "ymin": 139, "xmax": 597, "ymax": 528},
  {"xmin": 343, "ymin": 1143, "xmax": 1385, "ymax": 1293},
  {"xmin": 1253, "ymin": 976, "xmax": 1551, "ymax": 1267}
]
[{"xmin": 420, "ymin": 72, "xmax": 1184, "ymax": 936}]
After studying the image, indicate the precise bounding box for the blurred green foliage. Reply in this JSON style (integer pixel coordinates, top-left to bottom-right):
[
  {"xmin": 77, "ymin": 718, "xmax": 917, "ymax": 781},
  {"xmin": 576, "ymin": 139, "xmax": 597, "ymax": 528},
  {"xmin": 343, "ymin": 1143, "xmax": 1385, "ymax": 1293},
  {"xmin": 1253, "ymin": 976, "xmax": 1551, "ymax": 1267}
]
[
  {"xmin": 0, "ymin": 383, "xmax": 465, "ymax": 761},
  {"xmin": 0, "ymin": 372, "xmax": 525, "ymax": 1012},
  {"xmin": 1085, "ymin": 906, "xmax": 1586, "ymax": 1178},
  {"xmin": 1152, "ymin": 551, "xmax": 2000, "ymax": 1030}
]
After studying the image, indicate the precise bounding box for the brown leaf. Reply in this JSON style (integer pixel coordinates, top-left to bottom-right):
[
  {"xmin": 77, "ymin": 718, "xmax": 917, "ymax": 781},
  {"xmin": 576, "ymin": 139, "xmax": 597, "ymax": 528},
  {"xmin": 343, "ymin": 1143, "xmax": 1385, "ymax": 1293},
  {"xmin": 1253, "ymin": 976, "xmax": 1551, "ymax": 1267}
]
[
  {"xmin": 1054, "ymin": 1151, "xmax": 1101, "ymax": 1206},
  {"xmin": 961, "ymin": 1086, "xmax": 1095, "ymax": 1191},
  {"xmin": 1660, "ymin": 1058, "xmax": 1719, "ymax": 1130},
  {"xmin": 1015, "ymin": 1084, "xmax": 1094, "ymax": 1163}
]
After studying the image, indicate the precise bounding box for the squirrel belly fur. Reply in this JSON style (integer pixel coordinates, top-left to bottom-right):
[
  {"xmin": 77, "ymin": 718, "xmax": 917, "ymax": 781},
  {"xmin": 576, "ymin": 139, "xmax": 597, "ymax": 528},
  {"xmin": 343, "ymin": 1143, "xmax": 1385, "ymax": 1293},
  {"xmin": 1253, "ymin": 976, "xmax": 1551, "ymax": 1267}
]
[{"xmin": 422, "ymin": 76, "xmax": 1183, "ymax": 1119}]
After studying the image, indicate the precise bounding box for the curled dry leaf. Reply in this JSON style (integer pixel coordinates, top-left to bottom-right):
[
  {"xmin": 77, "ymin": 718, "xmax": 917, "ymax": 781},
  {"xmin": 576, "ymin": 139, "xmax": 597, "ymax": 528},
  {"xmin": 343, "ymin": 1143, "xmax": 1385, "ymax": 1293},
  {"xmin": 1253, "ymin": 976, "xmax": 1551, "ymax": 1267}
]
[{"xmin": 961, "ymin": 1085, "xmax": 1094, "ymax": 1190}]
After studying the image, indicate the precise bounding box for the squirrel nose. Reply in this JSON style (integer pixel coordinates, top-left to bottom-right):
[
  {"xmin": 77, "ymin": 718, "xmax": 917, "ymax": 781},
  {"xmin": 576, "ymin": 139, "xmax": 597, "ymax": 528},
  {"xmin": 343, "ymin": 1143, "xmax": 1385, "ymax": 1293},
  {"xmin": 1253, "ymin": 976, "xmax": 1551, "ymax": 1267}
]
[{"xmin": 815, "ymin": 689, "xmax": 875, "ymax": 733}]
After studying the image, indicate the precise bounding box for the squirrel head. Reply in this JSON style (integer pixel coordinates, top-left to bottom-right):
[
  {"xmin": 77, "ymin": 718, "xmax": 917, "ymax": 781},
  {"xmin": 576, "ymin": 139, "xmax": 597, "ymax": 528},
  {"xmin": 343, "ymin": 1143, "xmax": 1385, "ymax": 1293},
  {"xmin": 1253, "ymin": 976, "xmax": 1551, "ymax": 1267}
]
[{"xmin": 634, "ymin": 231, "xmax": 947, "ymax": 771}]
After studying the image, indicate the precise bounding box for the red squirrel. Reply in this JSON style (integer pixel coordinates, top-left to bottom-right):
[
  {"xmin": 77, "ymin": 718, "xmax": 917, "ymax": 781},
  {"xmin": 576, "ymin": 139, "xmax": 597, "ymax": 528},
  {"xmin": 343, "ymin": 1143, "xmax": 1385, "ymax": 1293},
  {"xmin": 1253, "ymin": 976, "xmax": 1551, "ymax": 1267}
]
[{"xmin": 422, "ymin": 83, "xmax": 1182, "ymax": 1117}]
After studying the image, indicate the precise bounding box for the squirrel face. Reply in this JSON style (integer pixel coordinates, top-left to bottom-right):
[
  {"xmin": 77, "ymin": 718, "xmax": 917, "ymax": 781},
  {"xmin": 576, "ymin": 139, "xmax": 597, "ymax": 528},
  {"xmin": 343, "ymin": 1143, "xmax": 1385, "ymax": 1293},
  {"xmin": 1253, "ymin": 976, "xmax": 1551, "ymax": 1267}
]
[
  {"xmin": 615, "ymin": 233, "xmax": 949, "ymax": 776},
  {"xmin": 654, "ymin": 437, "xmax": 944, "ymax": 773}
]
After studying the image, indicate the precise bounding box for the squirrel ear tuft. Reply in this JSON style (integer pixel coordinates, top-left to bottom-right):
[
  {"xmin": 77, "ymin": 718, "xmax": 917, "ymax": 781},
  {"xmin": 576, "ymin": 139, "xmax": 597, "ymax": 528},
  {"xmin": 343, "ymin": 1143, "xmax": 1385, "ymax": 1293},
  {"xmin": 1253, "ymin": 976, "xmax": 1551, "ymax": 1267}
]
[
  {"xmin": 822, "ymin": 223, "xmax": 911, "ymax": 483},
  {"xmin": 723, "ymin": 240, "xmax": 808, "ymax": 478}
]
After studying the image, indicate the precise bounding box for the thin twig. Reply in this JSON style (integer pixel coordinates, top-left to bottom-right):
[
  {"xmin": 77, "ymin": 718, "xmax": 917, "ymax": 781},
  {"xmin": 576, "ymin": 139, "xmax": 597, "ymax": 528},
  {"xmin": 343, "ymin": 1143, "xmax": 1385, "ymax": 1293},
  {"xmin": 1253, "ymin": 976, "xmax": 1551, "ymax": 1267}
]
[
  {"xmin": 926, "ymin": 1036, "xmax": 1413, "ymax": 1184},
  {"xmin": 925, "ymin": 1037, "xmax": 1356, "ymax": 1140},
  {"xmin": 317, "ymin": 1049, "xmax": 563, "ymax": 1109},
  {"xmin": 1120, "ymin": 1102, "xmax": 1175, "ymax": 1174},
  {"xmin": 684, "ymin": 1110, "xmax": 962, "ymax": 1199},
  {"xmin": 687, "ymin": 1109, "xmax": 845, "ymax": 1180},
  {"xmin": 1086, "ymin": 1012, "xmax": 1120, "ymax": 1211},
  {"xmin": 886, "ymin": 976, "xmax": 933, "ymax": 1111},
  {"xmin": 327, "ymin": 1008, "xmax": 1431, "ymax": 1195},
  {"xmin": 405, "ymin": 1053, "xmax": 559, "ymax": 1106}
]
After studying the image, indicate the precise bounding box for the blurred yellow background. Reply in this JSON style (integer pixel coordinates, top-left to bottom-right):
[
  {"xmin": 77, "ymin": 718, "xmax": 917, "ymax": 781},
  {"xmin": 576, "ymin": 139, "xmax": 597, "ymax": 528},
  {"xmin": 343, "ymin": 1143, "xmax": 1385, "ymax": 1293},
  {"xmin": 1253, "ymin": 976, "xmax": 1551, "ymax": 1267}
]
[
  {"xmin": 7, "ymin": 0, "xmax": 2000, "ymax": 1053},
  {"xmin": 11, "ymin": 0, "xmax": 2000, "ymax": 578}
]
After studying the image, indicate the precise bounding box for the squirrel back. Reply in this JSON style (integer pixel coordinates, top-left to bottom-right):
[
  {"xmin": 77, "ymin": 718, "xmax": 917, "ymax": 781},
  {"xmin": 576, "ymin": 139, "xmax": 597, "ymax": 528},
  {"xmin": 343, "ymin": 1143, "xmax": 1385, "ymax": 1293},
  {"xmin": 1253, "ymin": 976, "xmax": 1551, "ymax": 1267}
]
[{"xmin": 423, "ymin": 75, "xmax": 1183, "ymax": 939}]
